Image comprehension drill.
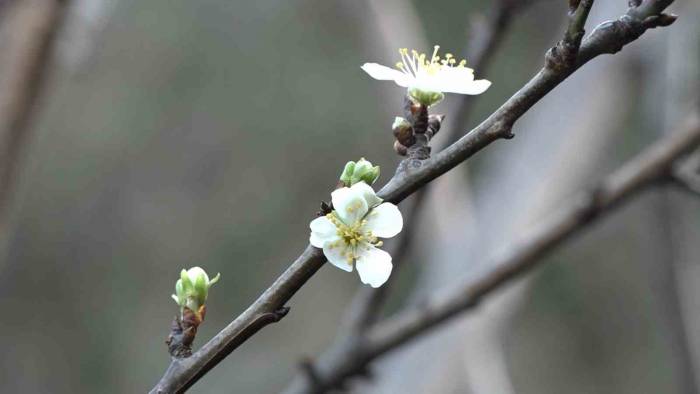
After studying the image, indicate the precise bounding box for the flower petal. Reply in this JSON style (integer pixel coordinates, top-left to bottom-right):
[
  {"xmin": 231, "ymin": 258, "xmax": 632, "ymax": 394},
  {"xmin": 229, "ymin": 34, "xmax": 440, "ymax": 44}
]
[
  {"xmin": 435, "ymin": 67, "xmax": 490, "ymax": 95},
  {"xmin": 309, "ymin": 216, "xmax": 338, "ymax": 248},
  {"xmin": 361, "ymin": 63, "xmax": 405, "ymax": 81},
  {"xmin": 448, "ymin": 79, "xmax": 491, "ymax": 95},
  {"xmin": 355, "ymin": 245, "xmax": 392, "ymax": 288},
  {"xmin": 365, "ymin": 202, "xmax": 403, "ymax": 238},
  {"xmin": 361, "ymin": 63, "xmax": 415, "ymax": 88},
  {"xmin": 323, "ymin": 241, "xmax": 353, "ymax": 272},
  {"xmin": 350, "ymin": 182, "xmax": 383, "ymax": 208},
  {"xmin": 331, "ymin": 187, "xmax": 368, "ymax": 225}
]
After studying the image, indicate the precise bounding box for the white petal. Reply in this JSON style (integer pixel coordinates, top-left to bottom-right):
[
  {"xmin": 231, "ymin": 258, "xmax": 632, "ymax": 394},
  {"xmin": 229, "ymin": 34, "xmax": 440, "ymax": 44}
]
[
  {"xmin": 350, "ymin": 182, "xmax": 382, "ymax": 208},
  {"xmin": 448, "ymin": 79, "xmax": 491, "ymax": 95},
  {"xmin": 361, "ymin": 63, "xmax": 405, "ymax": 81},
  {"xmin": 435, "ymin": 67, "xmax": 490, "ymax": 95},
  {"xmin": 331, "ymin": 187, "xmax": 368, "ymax": 225},
  {"xmin": 355, "ymin": 245, "xmax": 393, "ymax": 288},
  {"xmin": 309, "ymin": 216, "xmax": 338, "ymax": 247},
  {"xmin": 412, "ymin": 70, "xmax": 442, "ymax": 93},
  {"xmin": 323, "ymin": 241, "xmax": 353, "ymax": 272},
  {"xmin": 365, "ymin": 203, "xmax": 403, "ymax": 238},
  {"xmin": 393, "ymin": 73, "xmax": 416, "ymax": 88}
]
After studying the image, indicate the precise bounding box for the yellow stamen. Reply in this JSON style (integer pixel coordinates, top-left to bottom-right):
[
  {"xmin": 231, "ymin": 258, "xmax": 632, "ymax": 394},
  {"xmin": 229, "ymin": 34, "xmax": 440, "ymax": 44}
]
[{"xmin": 395, "ymin": 45, "xmax": 469, "ymax": 75}]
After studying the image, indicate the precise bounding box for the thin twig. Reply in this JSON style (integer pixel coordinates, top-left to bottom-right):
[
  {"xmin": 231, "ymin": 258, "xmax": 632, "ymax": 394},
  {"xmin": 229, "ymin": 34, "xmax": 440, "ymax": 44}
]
[
  {"xmin": 447, "ymin": 0, "xmax": 540, "ymax": 144},
  {"xmin": 291, "ymin": 113, "xmax": 700, "ymax": 392},
  {"xmin": 150, "ymin": 2, "xmax": 677, "ymax": 392}
]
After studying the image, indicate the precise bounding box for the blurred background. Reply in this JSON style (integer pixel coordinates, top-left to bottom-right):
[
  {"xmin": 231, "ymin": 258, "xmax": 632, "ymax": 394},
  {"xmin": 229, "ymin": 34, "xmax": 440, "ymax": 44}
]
[{"xmin": 0, "ymin": 0, "xmax": 699, "ymax": 393}]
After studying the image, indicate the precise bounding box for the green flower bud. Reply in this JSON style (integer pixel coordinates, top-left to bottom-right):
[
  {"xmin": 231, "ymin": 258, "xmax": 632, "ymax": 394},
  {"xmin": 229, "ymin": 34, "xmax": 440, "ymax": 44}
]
[
  {"xmin": 408, "ymin": 88, "xmax": 444, "ymax": 107},
  {"xmin": 339, "ymin": 161, "xmax": 356, "ymax": 185},
  {"xmin": 172, "ymin": 266, "xmax": 220, "ymax": 319},
  {"xmin": 339, "ymin": 158, "xmax": 380, "ymax": 186}
]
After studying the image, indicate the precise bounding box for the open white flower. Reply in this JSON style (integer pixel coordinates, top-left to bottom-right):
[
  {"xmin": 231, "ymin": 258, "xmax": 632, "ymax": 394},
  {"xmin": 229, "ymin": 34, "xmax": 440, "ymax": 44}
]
[
  {"xmin": 361, "ymin": 46, "xmax": 491, "ymax": 106},
  {"xmin": 310, "ymin": 182, "xmax": 403, "ymax": 288}
]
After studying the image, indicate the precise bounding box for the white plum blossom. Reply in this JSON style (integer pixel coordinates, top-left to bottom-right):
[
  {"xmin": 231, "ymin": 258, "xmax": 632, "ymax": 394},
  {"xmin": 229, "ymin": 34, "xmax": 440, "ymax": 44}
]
[
  {"xmin": 361, "ymin": 45, "xmax": 491, "ymax": 106},
  {"xmin": 310, "ymin": 182, "xmax": 403, "ymax": 288}
]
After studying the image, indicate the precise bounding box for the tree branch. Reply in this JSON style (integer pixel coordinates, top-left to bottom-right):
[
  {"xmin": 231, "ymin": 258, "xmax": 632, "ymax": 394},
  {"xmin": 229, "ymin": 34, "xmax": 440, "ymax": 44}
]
[
  {"xmin": 288, "ymin": 113, "xmax": 700, "ymax": 392},
  {"xmin": 447, "ymin": 0, "xmax": 540, "ymax": 144},
  {"xmin": 149, "ymin": 1, "xmax": 677, "ymax": 392}
]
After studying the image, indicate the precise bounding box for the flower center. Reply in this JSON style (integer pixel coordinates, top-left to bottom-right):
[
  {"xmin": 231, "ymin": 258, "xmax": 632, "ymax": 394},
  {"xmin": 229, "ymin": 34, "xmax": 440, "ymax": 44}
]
[
  {"xmin": 395, "ymin": 45, "xmax": 467, "ymax": 78},
  {"xmin": 326, "ymin": 212, "xmax": 383, "ymax": 263}
]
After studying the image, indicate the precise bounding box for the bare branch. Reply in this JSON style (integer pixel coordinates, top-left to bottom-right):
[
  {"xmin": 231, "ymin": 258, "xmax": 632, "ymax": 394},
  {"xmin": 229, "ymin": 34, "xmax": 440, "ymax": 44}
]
[
  {"xmin": 447, "ymin": 0, "xmax": 541, "ymax": 150},
  {"xmin": 150, "ymin": 2, "xmax": 678, "ymax": 392},
  {"xmin": 288, "ymin": 113, "xmax": 700, "ymax": 392}
]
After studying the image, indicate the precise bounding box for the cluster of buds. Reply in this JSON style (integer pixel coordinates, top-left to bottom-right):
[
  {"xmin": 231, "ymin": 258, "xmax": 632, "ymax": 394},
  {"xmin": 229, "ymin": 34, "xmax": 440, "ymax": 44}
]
[
  {"xmin": 167, "ymin": 267, "xmax": 220, "ymax": 357},
  {"xmin": 392, "ymin": 98, "xmax": 444, "ymax": 156},
  {"xmin": 339, "ymin": 158, "xmax": 380, "ymax": 187}
]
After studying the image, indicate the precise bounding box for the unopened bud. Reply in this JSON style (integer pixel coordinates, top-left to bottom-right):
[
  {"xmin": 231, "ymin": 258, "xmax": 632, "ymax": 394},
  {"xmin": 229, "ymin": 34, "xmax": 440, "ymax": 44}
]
[
  {"xmin": 394, "ymin": 140, "xmax": 408, "ymax": 156},
  {"xmin": 392, "ymin": 116, "xmax": 415, "ymax": 147},
  {"xmin": 339, "ymin": 158, "xmax": 380, "ymax": 186},
  {"xmin": 172, "ymin": 267, "xmax": 220, "ymax": 320},
  {"xmin": 427, "ymin": 114, "xmax": 445, "ymax": 139},
  {"xmin": 339, "ymin": 161, "xmax": 356, "ymax": 185}
]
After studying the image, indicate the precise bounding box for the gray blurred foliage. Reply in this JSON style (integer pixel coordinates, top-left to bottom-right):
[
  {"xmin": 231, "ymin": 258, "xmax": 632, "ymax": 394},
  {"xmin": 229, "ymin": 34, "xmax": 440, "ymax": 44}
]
[{"xmin": 0, "ymin": 0, "xmax": 698, "ymax": 393}]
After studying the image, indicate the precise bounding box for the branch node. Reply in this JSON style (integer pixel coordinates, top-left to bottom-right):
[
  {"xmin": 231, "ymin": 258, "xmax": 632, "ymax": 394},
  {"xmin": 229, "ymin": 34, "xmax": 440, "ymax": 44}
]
[
  {"xmin": 670, "ymin": 151, "xmax": 700, "ymax": 199},
  {"xmin": 488, "ymin": 119, "xmax": 514, "ymax": 140},
  {"xmin": 642, "ymin": 13, "xmax": 678, "ymax": 28},
  {"xmin": 272, "ymin": 306, "xmax": 291, "ymax": 321},
  {"xmin": 166, "ymin": 308, "xmax": 202, "ymax": 359},
  {"xmin": 547, "ymin": 0, "xmax": 594, "ymax": 71}
]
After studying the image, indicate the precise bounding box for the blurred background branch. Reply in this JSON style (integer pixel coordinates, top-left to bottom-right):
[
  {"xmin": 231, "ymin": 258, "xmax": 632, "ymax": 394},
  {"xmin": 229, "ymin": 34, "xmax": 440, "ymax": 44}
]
[{"xmin": 0, "ymin": 0, "xmax": 68, "ymax": 236}]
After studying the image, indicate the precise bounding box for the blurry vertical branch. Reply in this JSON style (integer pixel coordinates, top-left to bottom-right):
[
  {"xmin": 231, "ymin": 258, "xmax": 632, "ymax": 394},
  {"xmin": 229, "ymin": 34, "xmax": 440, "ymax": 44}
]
[
  {"xmin": 150, "ymin": 1, "xmax": 678, "ymax": 392},
  {"xmin": 0, "ymin": 0, "xmax": 67, "ymax": 231},
  {"xmin": 448, "ymin": 0, "xmax": 541, "ymax": 140}
]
